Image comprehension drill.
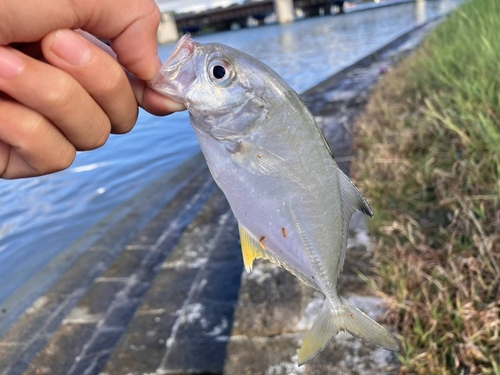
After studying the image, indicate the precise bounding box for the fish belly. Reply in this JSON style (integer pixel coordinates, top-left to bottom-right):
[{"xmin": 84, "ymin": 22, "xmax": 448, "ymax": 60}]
[{"xmin": 198, "ymin": 132, "xmax": 343, "ymax": 293}]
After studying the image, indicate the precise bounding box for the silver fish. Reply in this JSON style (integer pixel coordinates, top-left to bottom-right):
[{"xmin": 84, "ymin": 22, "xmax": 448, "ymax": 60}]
[{"xmin": 151, "ymin": 35, "xmax": 400, "ymax": 364}]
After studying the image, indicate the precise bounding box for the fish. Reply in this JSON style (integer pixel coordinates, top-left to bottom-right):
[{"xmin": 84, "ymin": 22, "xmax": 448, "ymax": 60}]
[{"xmin": 150, "ymin": 34, "xmax": 400, "ymax": 364}]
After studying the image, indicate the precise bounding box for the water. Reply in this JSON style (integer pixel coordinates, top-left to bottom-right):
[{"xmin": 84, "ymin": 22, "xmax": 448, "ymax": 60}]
[{"xmin": 0, "ymin": 0, "xmax": 460, "ymax": 310}]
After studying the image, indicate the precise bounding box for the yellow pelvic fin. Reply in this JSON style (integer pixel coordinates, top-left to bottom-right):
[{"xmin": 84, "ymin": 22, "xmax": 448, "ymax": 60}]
[
  {"xmin": 238, "ymin": 224, "xmax": 265, "ymax": 272},
  {"xmin": 238, "ymin": 224, "xmax": 319, "ymax": 290}
]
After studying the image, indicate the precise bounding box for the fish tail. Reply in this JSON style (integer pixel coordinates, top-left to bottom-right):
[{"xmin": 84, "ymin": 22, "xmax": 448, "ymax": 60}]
[{"xmin": 298, "ymin": 298, "xmax": 400, "ymax": 365}]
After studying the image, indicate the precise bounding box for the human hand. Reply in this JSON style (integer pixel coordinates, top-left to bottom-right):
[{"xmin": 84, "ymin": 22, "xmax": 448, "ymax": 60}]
[{"xmin": 0, "ymin": 0, "xmax": 185, "ymax": 179}]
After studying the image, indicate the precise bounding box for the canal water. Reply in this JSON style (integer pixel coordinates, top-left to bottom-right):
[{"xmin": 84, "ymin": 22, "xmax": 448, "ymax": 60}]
[{"xmin": 0, "ymin": 0, "xmax": 459, "ymax": 322}]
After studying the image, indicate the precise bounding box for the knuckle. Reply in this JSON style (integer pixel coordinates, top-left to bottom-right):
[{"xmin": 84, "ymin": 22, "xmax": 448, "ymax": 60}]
[
  {"xmin": 56, "ymin": 149, "xmax": 76, "ymax": 171},
  {"xmin": 0, "ymin": 23, "xmax": 13, "ymax": 45},
  {"xmin": 0, "ymin": 12, "xmax": 22, "ymax": 46},
  {"xmin": 48, "ymin": 146, "xmax": 76, "ymax": 174},
  {"xmin": 100, "ymin": 67, "xmax": 126, "ymax": 96},
  {"xmin": 67, "ymin": 0, "xmax": 87, "ymax": 25},
  {"xmin": 45, "ymin": 75, "xmax": 74, "ymax": 108},
  {"xmin": 113, "ymin": 108, "xmax": 138, "ymax": 134},
  {"xmin": 0, "ymin": 144, "xmax": 8, "ymax": 179},
  {"xmin": 93, "ymin": 130, "xmax": 110, "ymax": 149},
  {"xmin": 86, "ymin": 119, "xmax": 111, "ymax": 150},
  {"xmin": 21, "ymin": 114, "xmax": 49, "ymax": 148}
]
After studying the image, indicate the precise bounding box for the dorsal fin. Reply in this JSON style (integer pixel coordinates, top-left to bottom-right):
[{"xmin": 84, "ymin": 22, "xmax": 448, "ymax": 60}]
[
  {"xmin": 334, "ymin": 170, "xmax": 374, "ymax": 280},
  {"xmin": 338, "ymin": 169, "xmax": 373, "ymax": 218}
]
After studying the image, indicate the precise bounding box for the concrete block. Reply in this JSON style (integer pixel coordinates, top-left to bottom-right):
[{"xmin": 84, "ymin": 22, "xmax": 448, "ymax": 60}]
[
  {"xmin": 0, "ymin": 344, "xmax": 23, "ymax": 373},
  {"xmin": 224, "ymin": 334, "xmax": 303, "ymax": 375},
  {"xmin": 24, "ymin": 322, "xmax": 97, "ymax": 375},
  {"xmin": 67, "ymin": 354, "xmax": 97, "ymax": 375},
  {"xmin": 138, "ymin": 267, "xmax": 199, "ymax": 314},
  {"xmin": 102, "ymin": 311, "xmax": 175, "ymax": 375},
  {"xmin": 231, "ymin": 262, "xmax": 304, "ymax": 337},
  {"xmin": 126, "ymin": 281, "xmax": 150, "ymax": 301},
  {"xmin": 160, "ymin": 301, "xmax": 237, "ymax": 373},
  {"xmin": 75, "ymin": 281, "xmax": 125, "ymax": 317},
  {"xmin": 105, "ymin": 300, "xmax": 141, "ymax": 329},
  {"xmin": 103, "ymin": 249, "xmax": 149, "ymax": 278},
  {"xmin": 85, "ymin": 329, "xmax": 125, "ymax": 356},
  {"xmin": 196, "ymin": 259, "xmax": 243, "ymax": 304}
]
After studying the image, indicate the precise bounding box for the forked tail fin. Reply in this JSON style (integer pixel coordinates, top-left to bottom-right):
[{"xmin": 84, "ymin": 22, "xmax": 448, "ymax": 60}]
[{"xmin": 298, "ymin": 298, "xmax": 401, "ymax": 365}]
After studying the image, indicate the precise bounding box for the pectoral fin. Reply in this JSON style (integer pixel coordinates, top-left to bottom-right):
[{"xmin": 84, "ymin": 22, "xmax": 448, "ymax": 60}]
[{"xmin": 232, "ymin": 142, "xmax": 286, "ymax": 176}]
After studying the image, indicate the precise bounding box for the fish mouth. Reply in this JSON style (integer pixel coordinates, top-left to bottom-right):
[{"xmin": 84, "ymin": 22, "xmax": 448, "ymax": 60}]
[{"xmin": 150, "ymin": 34, "xmax": 197, "ymax": 103}]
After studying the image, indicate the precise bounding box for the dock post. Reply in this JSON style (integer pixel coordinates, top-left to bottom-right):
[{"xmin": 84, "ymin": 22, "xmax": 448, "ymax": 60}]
[
  {"xmin": 275, "ymin": 0, "xmax": 295, "ymax": 24},
  {"xmin": 157, "ymin": 12, "xmax": 179, "ymax": 44}
]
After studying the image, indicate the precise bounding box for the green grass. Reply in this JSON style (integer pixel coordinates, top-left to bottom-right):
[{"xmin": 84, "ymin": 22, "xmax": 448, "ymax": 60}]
[{"xmin": 352, "ymin": 0, "xmax": 500, "ymax": 373}]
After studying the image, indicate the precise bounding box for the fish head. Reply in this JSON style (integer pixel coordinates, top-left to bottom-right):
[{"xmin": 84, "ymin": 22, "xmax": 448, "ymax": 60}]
[{"xmin": 151, "ymin": 35, "xmax": 270, "ymax": 141}]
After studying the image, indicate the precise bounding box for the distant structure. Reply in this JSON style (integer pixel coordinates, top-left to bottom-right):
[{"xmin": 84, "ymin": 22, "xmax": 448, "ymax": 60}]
[
  {"xmin": 157, "ymin": 12, "xmax": 179, "ymax": 44},
  {"xmin": 157, "ymin": 0, "xmax": 346, "ymax": 43},
  {"xmin": 275, "ymin": 0, "xmax": 295, "ymax": 24}
]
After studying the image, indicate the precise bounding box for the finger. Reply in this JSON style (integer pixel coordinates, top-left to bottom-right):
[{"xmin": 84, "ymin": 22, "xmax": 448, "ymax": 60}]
[
  {"xmin": 142, "ymin": 86, "xmax": 186, "ymax": 116},
  {"xmin": 0, "ymin": 0, "xmax": 161, "ymax": 81},
  {"xmin": 0, "ymin": 99, "xmax": 76, "ymax": 179},
  {"xmin": 128, "ymin": 73, "xmax": 186, "ymax": 116},
  {"xmin": 77, "ymin": 31, "xmax": 186, "ymax": 116},
  {"xmin": 42, "ymin": 29, "xmax": 138, "ymax": 134},
  {"xmin": 0, "ymin": 46, "xmax": 112, "ymax": 150}
]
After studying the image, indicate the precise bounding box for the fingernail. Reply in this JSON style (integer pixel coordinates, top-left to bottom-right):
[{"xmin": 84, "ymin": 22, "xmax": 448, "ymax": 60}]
[
  {"xmin": 0, "ymin": 47, "xmax": 25, "ymax": 79},
  {"xmin": 51, "ymin": 29, "xmax": 92, "ymax": 65}
]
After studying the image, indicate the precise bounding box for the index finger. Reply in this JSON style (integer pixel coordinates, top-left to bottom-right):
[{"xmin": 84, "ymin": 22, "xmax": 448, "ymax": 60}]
[{"xmin": 0, "ymin": 0, "xmax": 161, "ymax": 80}]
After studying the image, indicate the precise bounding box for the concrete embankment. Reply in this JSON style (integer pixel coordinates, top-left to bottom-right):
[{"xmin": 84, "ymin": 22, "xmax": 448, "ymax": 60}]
[{"xmin": 0, "ymin": 17, "xmax": 446, "ymax": 375}]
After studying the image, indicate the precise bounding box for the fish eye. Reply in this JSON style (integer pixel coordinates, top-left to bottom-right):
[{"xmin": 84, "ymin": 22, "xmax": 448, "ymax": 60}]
[
  {"xmin": 213, "ymin": 65, "xmax": 226, "ymax": 79},
  {"xmin": 208, "ymin": 59, "xmax": 234, "ymax": 86}
]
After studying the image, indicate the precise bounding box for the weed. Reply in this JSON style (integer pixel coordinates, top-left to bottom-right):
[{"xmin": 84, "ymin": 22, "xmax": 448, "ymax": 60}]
[{"xmin": 353, "ymin": 0, "xmax": 500, "ymax": 373}]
